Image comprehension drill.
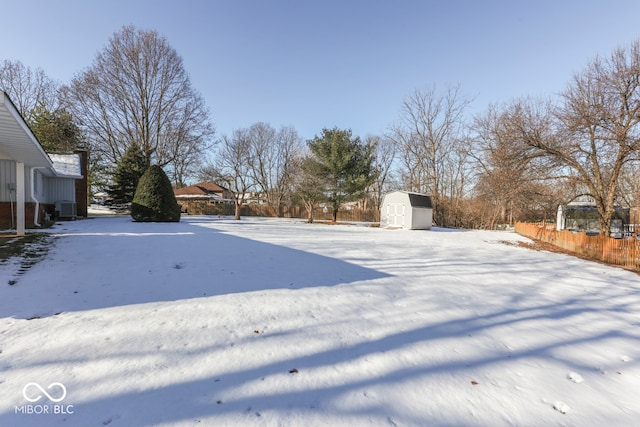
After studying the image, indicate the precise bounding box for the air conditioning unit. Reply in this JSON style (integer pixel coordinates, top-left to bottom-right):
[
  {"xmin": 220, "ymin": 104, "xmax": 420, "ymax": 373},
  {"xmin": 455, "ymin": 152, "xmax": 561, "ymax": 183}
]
[{"xmin": 55, "ymin": 201, "xmax": 77, "ymax": 220}]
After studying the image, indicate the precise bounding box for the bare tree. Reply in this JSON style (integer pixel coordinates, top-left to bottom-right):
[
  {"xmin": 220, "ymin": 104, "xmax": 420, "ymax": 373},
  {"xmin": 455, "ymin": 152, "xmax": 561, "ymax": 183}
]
[
  {"xmin": 293, "ymin": 154, "xmax": 328, "ymax": 223},
  {"xmin": 510, "ymin": 40, "xmax": 640, "ymax": 235},
  {"xmin": 390, "ymin": 85, "xmax": 472, "ymax": 226},
  {"xmin": 618, "ymin": 161, "xmax": 640, "ymax": 209},
  {"xmin": 166, "ymin": 118, "xmax": 213, "ymax": 187},
  {"xmin": 273, "ymin": 125, "xmax": 305, "ymax": 211},
  {"xmin": 246, "ymin": 122, "xmax": 303, "ymax": 215},
  {"xmin": 201, "ymin": 129, "xmax": 253, "ymax": 220},
  {"xmin": 62, "ymin": 25, "xmax": 214, "ymax": 183},
  {"xmin": 366, "ymin": 134, "xmax": 398, "ymax": 213},
  {"xmin": 0, "ymin": 60, "xmax": 59, "ymax": 120},
  {"xmin": 470, "ymin": 103, "xmax": 562, "ymax": 228}
]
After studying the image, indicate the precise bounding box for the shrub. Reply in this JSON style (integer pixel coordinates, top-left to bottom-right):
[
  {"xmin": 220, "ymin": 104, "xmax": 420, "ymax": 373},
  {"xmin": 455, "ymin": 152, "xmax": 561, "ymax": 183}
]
[{"xmin": 131, "ymin": 165, "xmax": 181, "ymax": 222}]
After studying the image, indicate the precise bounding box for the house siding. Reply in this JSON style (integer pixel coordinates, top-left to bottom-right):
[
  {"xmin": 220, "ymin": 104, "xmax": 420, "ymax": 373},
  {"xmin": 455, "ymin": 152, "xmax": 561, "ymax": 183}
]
[
  {"xmin": 0, "ymin": 159, "xmax": 16, "ymax": 202},
  {"xmin": 0, "ymin": 160, "xmax": 67, "ymax": 228},
  {"xmin": 0, "ymin": 161, "xmax": 77, "ymax": 203},
  {"xmin": 0, "ymin": 159, "xmax": 33, "ymax": 202},
  {"xmin": 33, "ymin": 168, "xmax": 45, "ymax": 201},
  {"xmin": 45, "ymin": 177, "xmax": 76, "ymax": 204}
]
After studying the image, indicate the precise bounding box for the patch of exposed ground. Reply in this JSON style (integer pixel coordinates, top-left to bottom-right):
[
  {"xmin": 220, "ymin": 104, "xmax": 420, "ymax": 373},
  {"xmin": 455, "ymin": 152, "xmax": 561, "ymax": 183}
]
[{"xmin": 0, "ymin": 233, "xmax": 55, "ymax": 285}]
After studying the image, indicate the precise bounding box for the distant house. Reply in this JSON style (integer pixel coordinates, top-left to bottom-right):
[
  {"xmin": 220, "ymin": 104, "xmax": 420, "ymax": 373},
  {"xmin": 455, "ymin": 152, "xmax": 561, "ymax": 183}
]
[
  {"xmin": 0, "ymin": 91, "xmax": 87, "ymax": 234},
  {"xmin": 174, "ymin": 182, "xmax": 233, "ymax": 214},
  {"xmin": 556, "ymin": 201, "xmax": 630, "ymax": 238},
  {"xmin": 174, "ymin": 181, "xmax": 232, "ymax": 201},
  {"xmin": 380, "ymin": 191, "xmax": 433, "ymax": 230}
]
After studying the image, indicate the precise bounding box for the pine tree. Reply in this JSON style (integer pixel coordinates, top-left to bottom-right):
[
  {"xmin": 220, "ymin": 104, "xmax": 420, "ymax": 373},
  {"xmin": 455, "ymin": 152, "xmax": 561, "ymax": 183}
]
[
  {"xmin": 131, "ymin": 165, "xmax": 181, "ymax": 222},
  {"xmin": 306, "ymin": 128, "xmax": 379, "ymax": 222},
  {"xmin": 108, "ymin": 144, "xmax": 148, "ymax": 204},
  {"xmin": 28, "ymin": 103, "xmax": 83, "ymax": 153}
]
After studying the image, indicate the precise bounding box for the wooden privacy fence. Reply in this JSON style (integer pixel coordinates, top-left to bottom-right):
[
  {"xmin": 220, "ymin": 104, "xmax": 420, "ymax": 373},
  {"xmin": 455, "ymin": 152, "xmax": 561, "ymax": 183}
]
[
  {"xmin": 178, "ymin": 200, "xmax": 380, "ymax": 223},
  {"xmin": 515, "ymin": 222, "xmax": 640, "ymax": 271},
  {"xmin": 242, "ymin": 205, "xmax": 379, "ymax": 222}
]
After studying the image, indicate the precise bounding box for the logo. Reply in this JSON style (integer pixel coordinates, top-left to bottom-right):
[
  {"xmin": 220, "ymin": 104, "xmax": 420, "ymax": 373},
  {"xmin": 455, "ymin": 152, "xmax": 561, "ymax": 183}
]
[
  {"xmin": 23, "ymin": 383, "xmax": 67, "ymax": 403},
  {"xmin": 15, "ymin": 382, "xmax": 74, "ymax": 416}
]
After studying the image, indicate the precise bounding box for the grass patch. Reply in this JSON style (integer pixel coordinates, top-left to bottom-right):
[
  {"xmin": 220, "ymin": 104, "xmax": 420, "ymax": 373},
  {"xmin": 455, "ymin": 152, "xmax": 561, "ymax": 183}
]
[{"xmin": 0, "ymin": 233, "xmax": 55, "ymax": 283}]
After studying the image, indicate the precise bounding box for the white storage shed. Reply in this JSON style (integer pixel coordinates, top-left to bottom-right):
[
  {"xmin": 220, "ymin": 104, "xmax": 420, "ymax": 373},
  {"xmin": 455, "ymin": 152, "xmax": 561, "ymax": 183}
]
[{"xmin": 380, "ymin": 191, "xmax": 433, "ymax": 230}]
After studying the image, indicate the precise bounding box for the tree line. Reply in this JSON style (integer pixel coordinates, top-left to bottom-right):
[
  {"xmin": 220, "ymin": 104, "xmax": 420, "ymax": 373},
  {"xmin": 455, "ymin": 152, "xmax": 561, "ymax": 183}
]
[
  {"xmin": 199, "ymin": 124, "xmax": 379, "ymax": 222},
  {"xmin": 1, "ymin": 25, "xmax": 639, "ymax": 234}
]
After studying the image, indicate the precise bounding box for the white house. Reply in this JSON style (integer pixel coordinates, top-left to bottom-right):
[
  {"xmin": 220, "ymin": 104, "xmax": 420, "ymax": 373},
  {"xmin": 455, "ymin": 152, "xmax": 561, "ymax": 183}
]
[
  {"xmin": 0, "ymin": 91, "xmax": 84, "ymax": 235},
  {"xmin": 380, "ymin": 191, "xmax": 433, "ymax": 230}
]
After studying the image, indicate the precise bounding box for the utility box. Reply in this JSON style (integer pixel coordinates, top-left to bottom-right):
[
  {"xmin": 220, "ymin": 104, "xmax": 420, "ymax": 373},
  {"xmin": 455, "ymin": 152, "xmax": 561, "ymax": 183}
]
[{"xmin": 55, "ymin": 200, "xmax": 77, "ymax": 220}]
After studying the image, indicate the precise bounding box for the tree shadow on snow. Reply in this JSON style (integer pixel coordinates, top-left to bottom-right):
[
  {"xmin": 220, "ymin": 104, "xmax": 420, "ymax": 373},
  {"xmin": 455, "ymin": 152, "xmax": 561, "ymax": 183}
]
[
  {"xmin": 0, "ymin": 216, "xmax": 390, "ymax": 319},
  {"xmin": 5, "ymin": 276, "xmax": 639, "ymax": 427},
  {"xmin": 5, "ymin": 217, "xmax": 640, "ymax": 426},
  {"xmin": 3, "ymin": 217, "xmax": 640, "ymax": 426}
]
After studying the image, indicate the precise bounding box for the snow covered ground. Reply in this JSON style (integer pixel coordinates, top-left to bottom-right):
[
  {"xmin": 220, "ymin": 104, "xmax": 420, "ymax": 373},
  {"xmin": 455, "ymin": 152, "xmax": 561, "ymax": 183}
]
[{"xmin": 1, "ymin": 216, "xmax": 639, "ymax": 426}]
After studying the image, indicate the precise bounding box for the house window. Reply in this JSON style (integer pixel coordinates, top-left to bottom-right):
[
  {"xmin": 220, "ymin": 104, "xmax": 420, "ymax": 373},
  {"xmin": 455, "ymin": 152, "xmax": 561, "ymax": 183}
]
[{"xmin": 33, "ymin": 170, "xmax": 43, "ymax": 194}]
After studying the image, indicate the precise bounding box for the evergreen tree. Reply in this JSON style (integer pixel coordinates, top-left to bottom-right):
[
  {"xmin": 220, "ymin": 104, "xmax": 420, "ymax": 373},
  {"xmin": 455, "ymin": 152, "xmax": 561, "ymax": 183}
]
[
  {"xmin": 131, "ymin": 165, "xmax": 181, "ymax": 222},
  {"xmin": 307, "ymin": 128, "xmax": 379, "ymax": 222},
  {"xmin": 108, "ymin": 144, "xmax": 147, "ymax": 204},
  {"xmin": 28, "ymin": 103, "xmax": 83, "ymax": 153}
]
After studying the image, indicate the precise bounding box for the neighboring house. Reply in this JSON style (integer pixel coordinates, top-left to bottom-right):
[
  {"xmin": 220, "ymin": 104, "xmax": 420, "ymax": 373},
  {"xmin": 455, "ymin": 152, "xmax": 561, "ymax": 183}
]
[
  {"xmin": 556, "ymin": 201, "xmax": 631, "ymax": 238},
  {"xmin": 0, "ymin": 91, "xmax": 87, "ymax": 235},
  {"xmin": 242, "ymin": 191, "xmax": 267, "ymax": 205},
  {"xmin": 174, "ymin": 181, "xmax": 233, "ymax": 201},
  {"xmin": 174, "ymin": 182, "xmax": 233, "ymax": 214},
  {"xmin": 380, "ymin": 191, "xmax": 433, "ymax": 230}
]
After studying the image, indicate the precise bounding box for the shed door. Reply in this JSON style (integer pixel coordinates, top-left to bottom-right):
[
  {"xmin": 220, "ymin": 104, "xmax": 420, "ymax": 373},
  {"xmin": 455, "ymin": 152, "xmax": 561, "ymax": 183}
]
[{"xmin": 387, "ymin": 203, "xmax": 405, "ymax": 227}]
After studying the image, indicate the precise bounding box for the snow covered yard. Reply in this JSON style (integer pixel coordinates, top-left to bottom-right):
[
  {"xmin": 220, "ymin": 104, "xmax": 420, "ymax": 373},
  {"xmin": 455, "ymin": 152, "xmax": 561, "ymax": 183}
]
[{"xmin": 1, "ymin": 216, "xmax": 639, "ymax": 427}]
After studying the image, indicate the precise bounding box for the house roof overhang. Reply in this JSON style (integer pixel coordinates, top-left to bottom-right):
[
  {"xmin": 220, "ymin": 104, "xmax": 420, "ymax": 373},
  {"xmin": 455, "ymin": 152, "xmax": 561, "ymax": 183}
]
[{"xmin": 0, "ymin": 91, "xmax": 54, "ymax": 169}]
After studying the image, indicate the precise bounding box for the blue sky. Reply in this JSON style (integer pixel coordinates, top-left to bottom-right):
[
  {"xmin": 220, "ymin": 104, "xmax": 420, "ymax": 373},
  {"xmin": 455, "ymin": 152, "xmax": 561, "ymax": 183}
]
[{"xmin": 3, "ymin": 0, "xmax": 640, "ymax": 141}]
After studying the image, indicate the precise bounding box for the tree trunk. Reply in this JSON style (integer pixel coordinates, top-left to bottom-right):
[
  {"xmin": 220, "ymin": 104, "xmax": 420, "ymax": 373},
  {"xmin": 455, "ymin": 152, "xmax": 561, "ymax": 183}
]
[
  {"xmin": 599, "ymin": 207, "xmax": 612, "ymax": 237},
  {"xmin": 305, "ymin": 202, "xmax": 314, "ymax": 223},
  {"xmin": 234, "ymin": 201, "xmax": 241, "ymax": 220}
]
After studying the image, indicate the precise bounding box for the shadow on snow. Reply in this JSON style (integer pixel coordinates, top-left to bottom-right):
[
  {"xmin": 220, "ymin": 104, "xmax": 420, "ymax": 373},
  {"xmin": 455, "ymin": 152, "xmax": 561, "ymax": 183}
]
[{"xmin": 0, "ymin": 216, "xmax": 390, "ymax": 319}]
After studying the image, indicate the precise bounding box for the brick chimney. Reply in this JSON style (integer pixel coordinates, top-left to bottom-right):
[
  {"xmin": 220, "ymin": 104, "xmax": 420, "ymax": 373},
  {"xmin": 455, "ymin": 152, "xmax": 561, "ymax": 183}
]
[{"xmin": 75, "ymin": 150, "xmax": 89, "ymax": 217}]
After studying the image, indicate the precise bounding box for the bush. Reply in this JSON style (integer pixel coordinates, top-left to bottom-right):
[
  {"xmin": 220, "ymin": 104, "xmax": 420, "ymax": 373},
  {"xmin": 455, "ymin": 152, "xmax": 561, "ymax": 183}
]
[{"xmin": 131, "ymin": 165, "xmax": 181, "ymax": 222}]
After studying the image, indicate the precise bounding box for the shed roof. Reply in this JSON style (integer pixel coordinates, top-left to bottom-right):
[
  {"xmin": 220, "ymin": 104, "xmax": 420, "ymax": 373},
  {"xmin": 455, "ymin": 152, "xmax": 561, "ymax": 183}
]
[
  {"xmin": 386, "ymin": 191, "xmax": 433, "ymax": 208},
  {"xmin": 408, "ymin": 192, "xmax": 432, "ymax": 208}
]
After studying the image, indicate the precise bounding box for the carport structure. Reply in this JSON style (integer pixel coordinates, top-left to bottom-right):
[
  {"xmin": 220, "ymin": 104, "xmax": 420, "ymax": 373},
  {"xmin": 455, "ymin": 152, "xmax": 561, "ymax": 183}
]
[{"xmin": 0, "ymin": 91, "xmax": 83, "ymax": 235}]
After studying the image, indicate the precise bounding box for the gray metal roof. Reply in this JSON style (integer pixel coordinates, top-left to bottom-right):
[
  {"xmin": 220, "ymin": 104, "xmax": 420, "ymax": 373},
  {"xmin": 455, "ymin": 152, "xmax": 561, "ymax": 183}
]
[{"xmin": 0, "ymin": 91, "xmax": 54, "ymax": 168}]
